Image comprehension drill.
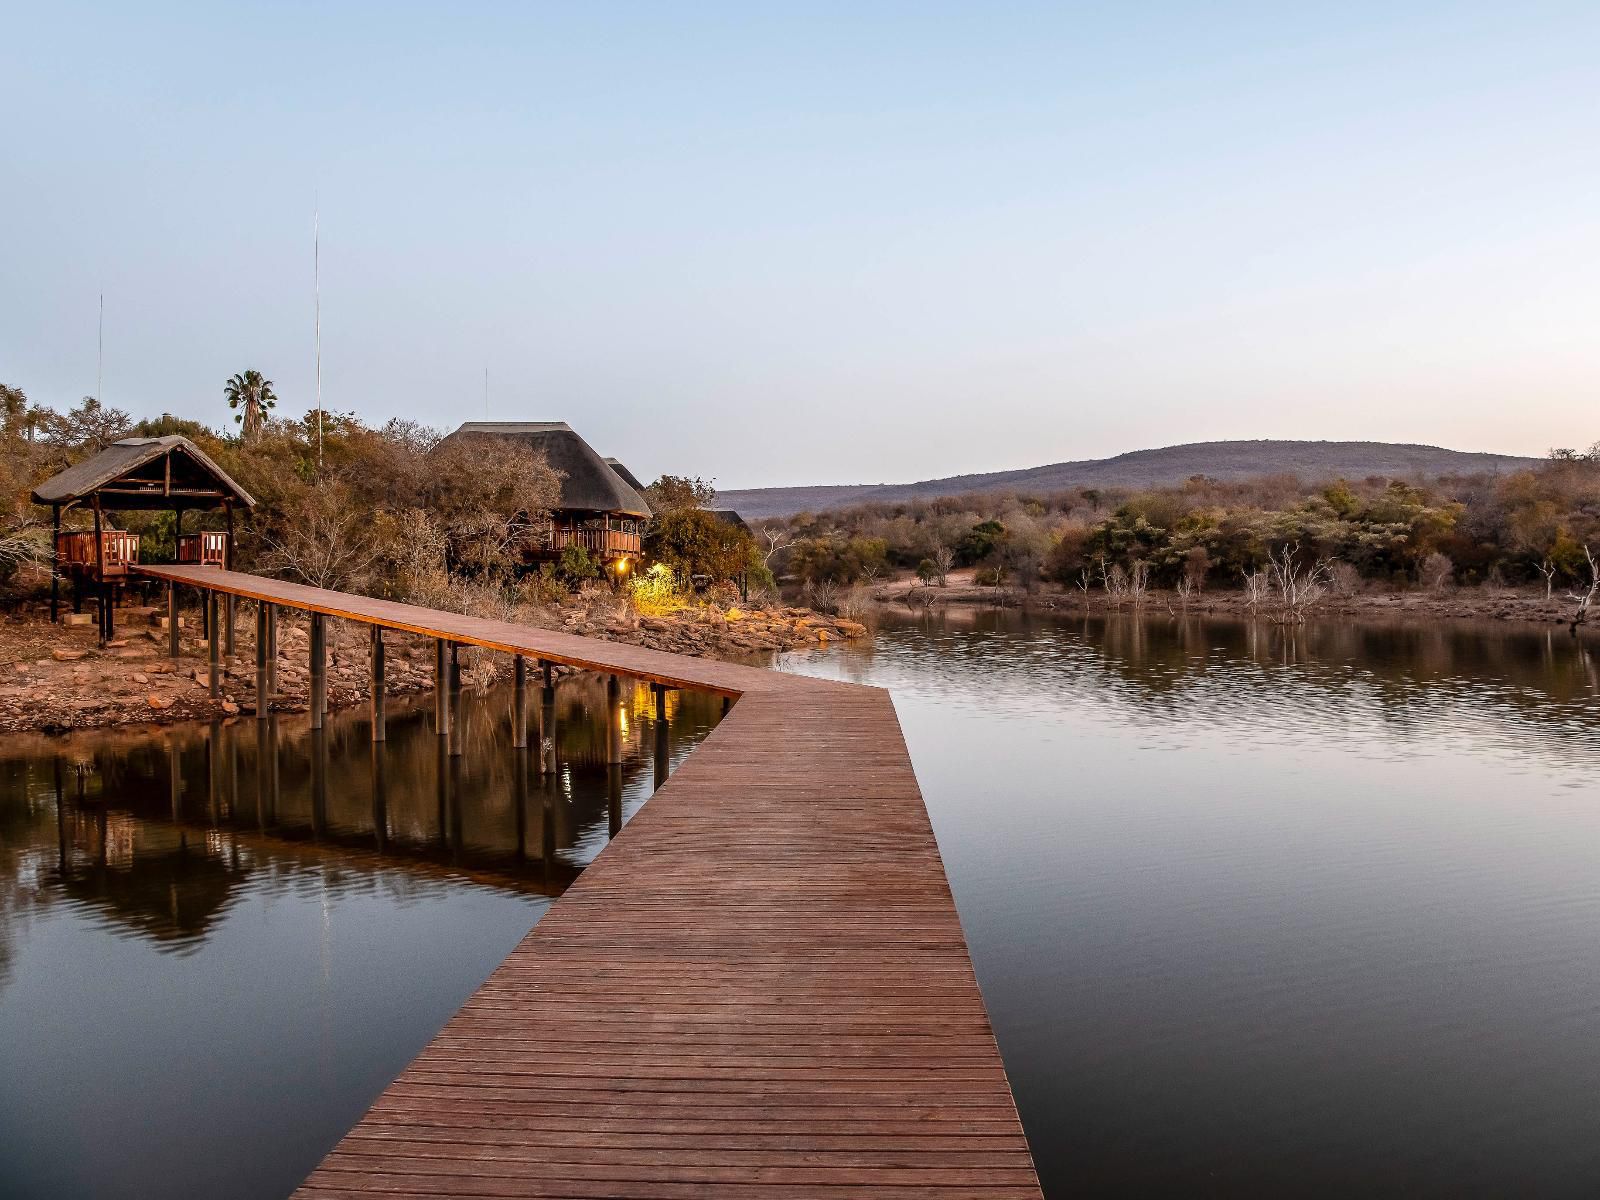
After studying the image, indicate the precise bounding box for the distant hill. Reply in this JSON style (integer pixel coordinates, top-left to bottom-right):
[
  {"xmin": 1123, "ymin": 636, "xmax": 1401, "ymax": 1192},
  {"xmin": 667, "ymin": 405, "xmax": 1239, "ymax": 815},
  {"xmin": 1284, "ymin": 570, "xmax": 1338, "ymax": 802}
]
[{"xmin": 714, "ymin": 440, "xmax": 1540, "ymax": 521}]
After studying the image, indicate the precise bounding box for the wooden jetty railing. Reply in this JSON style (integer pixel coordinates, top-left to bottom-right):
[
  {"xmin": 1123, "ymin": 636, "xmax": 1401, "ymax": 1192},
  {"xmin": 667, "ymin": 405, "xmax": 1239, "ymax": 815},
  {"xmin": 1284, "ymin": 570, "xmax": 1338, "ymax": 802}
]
[{"xmin": 137, "ymin": 564, "xmax": 1042, "ymax": 1198}]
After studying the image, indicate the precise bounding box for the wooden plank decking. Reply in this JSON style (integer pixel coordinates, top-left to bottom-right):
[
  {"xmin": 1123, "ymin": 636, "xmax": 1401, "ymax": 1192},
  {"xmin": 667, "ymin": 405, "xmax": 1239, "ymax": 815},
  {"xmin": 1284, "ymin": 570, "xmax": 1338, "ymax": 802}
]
[{"xmin": 140, "ymin": 566, "xmax": 1041, "ymax": 1198}]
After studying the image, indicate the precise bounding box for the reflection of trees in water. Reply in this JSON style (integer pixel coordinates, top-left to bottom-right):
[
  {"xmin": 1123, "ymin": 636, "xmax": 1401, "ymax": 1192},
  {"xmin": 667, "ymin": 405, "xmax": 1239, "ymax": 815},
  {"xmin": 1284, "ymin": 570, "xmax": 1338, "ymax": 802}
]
[
  {"xmin": 862, "ymin": 609, "xmax": 1600, "ymax": 768},
  {"xmin": 0, "ymin": 673, "xmax": 725, "ymax": 956}
]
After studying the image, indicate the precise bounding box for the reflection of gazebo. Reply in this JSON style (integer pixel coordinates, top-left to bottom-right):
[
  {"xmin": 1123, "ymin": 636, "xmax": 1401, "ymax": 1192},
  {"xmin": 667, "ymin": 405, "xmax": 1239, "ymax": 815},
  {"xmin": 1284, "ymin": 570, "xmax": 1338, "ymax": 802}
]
[{"xmin": 31, "ymin": 436, "xmax": 255, "ymax": 643}]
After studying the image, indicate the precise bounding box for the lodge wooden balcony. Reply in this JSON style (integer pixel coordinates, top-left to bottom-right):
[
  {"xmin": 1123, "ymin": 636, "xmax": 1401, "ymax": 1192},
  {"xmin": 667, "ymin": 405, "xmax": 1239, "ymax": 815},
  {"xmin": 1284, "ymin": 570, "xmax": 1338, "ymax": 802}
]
[
  {"xmin": 551, "ymin": 527, "xmax": 641, "ymax": 556},
  {"xmin": 55, "ymin": 530, "xmax": 141, "ymax": 577}
]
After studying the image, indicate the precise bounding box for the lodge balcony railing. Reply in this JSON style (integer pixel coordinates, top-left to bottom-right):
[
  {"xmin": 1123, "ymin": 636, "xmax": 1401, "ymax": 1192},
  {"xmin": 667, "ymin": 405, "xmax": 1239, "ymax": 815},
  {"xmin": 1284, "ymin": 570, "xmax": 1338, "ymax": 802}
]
[{"xmin": 550, "ymin": 527, "xmax": 641, "ymax": 555}]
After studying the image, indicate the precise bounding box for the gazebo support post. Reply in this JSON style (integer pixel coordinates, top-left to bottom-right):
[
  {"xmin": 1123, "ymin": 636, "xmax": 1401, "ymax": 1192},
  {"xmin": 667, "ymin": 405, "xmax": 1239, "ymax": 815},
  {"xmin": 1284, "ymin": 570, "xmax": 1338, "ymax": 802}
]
[
  {"xmin": 223, "ymin": 501, "xmax": 236, "ymax": 656},
  {"xmin": 91, "ymin": 495, "xmax": 106, "ymax": 647},
  {"xmin": 49, "ymin": 505, "xmax": 60, "ymax": 623}
]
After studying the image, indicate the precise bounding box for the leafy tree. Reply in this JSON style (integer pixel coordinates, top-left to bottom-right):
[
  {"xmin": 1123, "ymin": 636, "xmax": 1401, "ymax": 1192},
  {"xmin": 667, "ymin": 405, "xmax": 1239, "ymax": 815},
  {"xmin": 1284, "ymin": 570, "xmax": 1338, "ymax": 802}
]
[
  {"xmin": 557, "ymin": 543, "xmax": 599, "ymax": 585},
  {"xmin": 646, "ymin": 508, "xmax": 756, "ymax": 583},
  {"xmin": 224, "ymin": 370, "xmax": 277, "ymax": 441},
  {"xmin": 646, "ymin": 474, "xmax": 716, "ymax": 513}
]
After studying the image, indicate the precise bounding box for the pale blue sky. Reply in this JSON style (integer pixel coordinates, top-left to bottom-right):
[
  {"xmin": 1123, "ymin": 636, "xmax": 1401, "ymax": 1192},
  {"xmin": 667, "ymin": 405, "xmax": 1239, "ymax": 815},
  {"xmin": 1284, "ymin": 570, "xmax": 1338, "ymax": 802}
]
[{"xmin": 3, "ymin": 3, "xmax": 1596, "ymax": 488}]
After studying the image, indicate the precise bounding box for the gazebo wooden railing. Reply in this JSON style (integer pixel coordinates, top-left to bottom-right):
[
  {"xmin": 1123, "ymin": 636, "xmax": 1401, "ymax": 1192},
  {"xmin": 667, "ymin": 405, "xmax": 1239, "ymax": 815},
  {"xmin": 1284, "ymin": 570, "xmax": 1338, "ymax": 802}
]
[
  {"xmin": 55, "ymin": 530, "xmax": 142, "ymax": 578},
  {"xmin": 177, "ymin": 531, "xmax": 229, "ymax": 567}
]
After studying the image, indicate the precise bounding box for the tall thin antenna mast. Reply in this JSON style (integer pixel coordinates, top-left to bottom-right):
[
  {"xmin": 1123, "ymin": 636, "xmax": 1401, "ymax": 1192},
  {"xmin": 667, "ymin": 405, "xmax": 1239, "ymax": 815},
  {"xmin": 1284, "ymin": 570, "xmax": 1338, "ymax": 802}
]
[
  {"xmin": 314, "ymin": 205, "xmax": 323, "ymax": 470},
  {"xmin": 97, "ymin": 293, "xmax": 104, "ymax": 402}
]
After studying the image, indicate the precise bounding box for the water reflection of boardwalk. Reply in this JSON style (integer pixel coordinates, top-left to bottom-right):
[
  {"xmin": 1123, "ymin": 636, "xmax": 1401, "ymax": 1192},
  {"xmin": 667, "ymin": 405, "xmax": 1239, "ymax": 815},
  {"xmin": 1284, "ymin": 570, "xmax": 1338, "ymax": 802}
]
[{"xmin": 141, "ymin": 565, "xmax": 1042, "ymax": 1198}]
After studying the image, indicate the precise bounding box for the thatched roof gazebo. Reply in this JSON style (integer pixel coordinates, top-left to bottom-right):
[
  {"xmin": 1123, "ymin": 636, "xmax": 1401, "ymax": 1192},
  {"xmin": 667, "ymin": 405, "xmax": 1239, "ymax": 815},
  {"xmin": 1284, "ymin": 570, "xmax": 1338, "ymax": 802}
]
[{"xmin": 32, "ymin": 435, "xmax": 255, "ymax": 640}]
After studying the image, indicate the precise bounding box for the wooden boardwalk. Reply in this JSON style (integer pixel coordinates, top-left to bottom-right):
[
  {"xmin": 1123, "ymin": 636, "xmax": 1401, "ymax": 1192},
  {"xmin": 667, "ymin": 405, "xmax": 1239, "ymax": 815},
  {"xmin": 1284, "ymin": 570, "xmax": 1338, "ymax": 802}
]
[{"xmin": 141, "ymin": 566, "xmax": 1041, "ymax": 1198}]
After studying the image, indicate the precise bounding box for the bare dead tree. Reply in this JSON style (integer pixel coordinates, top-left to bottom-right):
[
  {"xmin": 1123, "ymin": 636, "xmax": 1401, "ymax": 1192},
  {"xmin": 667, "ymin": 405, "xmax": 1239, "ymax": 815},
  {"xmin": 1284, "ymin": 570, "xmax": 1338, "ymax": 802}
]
[
  {"xmin": 1128, "ymin": 559, "xmax": 1151, "ymax": 605},
  {"xmin": 1174, "ymin": 575, "xmax": 1192, "ymax": 608},
  {"xmin": 1242, "ymin": 566, "xmax": 1269, "ymax": 608},
  {"xmin": 1076, "ymin": 566, "xmax": 1092, "ymax": 606},
  {"xmin": 1537, "ymin": 557, "xmax": 1558, "ymax": 600},
  {"xmin": 1568, "ymin": 544, "xmax": 1598, "ymax": 634},
  {"xmin": 1267, "ymin": 543, "xmax": 1335, "ymax": 623},
  {"xmin": 1099, "ymin": 557, "xmax": 1129, "ymax": 607},
  {"xmin": 761, "ymin": 526, "xmax": 791, "ymax": 567},
  {"xmin": 259, "ymin": 482, "xmax": 384, "ymax": 591},
  {"xmin": 932, "ymin": 546, "xmax": 954, "ymax": 586}
]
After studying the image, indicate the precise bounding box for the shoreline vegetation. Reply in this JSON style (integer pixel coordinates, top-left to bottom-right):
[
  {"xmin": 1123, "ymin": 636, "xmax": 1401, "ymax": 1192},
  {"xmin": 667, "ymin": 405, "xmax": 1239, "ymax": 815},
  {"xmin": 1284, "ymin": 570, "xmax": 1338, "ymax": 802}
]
[
  {"xmin": 871, "ymin": 570, "xmax": 1600, "ymax": 631},
  {"xmin": 762, "ymin": 445, "xmax": 1600, "ymax": 634}
]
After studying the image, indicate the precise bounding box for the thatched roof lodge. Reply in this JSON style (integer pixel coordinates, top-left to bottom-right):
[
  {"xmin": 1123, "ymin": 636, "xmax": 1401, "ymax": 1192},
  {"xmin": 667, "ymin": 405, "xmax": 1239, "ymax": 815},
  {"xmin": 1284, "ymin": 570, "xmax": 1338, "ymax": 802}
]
[
  {"xmin": 603, "ymin": 458, "xmax": 653, "ymax": 516},
  {"xmin": 441, "ymin": 422, "xmax": 651, "ymax": 566}
]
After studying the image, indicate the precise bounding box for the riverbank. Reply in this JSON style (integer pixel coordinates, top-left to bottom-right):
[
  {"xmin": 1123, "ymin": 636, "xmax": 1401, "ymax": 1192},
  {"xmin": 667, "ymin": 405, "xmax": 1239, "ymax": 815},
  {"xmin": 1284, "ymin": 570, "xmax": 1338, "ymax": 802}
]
[
  {"xmin": 874, "ymin": 576, "xmax": 1589, "ymax": 628},
  {"xmin": 0, "ymin": 597, "xmax": 865, "ymax": 734}
]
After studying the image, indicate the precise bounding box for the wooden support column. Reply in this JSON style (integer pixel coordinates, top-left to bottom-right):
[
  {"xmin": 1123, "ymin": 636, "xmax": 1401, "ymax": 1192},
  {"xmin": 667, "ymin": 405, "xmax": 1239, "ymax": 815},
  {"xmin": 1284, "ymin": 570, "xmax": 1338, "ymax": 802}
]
[
  {"xmin": 167, "ymin": 584, "xmax": 180, "ymax": 658},
  {"xmin": 309, "ymin": 612, "xmax": 326, "ymax": 730},
  {"xmin": 207, "ymin": 591, "xmax": 220, "ymax": 698},
  {"xmin": 254, "ymin": 717, "xmax": 269, "ymax": 827},
  {"xmin": 450, "ymin": 642, "xmax": 462, "ymax": 692},
  {"xmin": 654, "ymin": 683, "xmax": 667, "ymax": 722},
  {"xmin": 266, "ymin": 605, "xmax": 278, "ymax": 695},
  {"xmin": 513, "ymin": 734, "xmax": 529, "ymax": 861},
  {"xmin": 722, "ymin": 695, "xmax": 732, "ymax": 716},
  {"xmin": 434, "ymin": 639, "xmax": 451, "ymax": 740},
  {"xmin": 255, "ymin": 603, "xmax": 269, "ymax": 718},
  {"xmin": 371, "ymin": 740, "xmax": 388, "ymax": 852},
  {"xmin": 606, "ymin": 674, "xmax": 623, "ymax": 765},
  {"xmin": 223, "ymin": 500, "xmax": 236, "ymax": 657},
  {"xmin": 370, "ymin": 625, "xmax": 386, "ymax": 742},
  {"xmin": 49, "ymin": 505, "xmax": 60, "ymax": 623},
  {"xmin": 538, "ymin": 684, "xmax": 556, "ymax": 776},
  {"xmin": 654, "ymin": 701, "xmax": 670, "ymax": 793},
  {"xmin": 310, "ymin": 727, "xmax": 327, "ymax": 837},
  {"xmin": 512, "ymin": 655, "xmax": 528, "ymax": 748},
  {"xmin": 91, "ymin": 495, "xmax": 106, "ymax": 647},
  {"xmin": 542, "ymin": 659, "xmax": 553, "ymax": 689}
]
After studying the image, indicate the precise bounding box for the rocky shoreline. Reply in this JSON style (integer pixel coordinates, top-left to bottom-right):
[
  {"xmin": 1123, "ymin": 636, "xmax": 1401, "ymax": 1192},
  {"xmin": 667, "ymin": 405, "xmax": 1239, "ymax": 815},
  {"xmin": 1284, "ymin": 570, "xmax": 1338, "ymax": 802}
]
[{"xmin": 0, "ymin": 598, "xmax": 866, "ymax": 735}]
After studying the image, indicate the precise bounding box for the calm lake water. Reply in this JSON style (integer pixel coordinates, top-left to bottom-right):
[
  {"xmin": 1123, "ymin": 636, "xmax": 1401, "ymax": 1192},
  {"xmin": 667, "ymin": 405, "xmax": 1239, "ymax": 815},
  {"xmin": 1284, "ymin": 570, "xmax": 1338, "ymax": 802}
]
[
  {"xmin": 780, "ymin": 608, "xmax": 1600, "ymax": 1199},
  {"xmin": 0, "ymin": 675, "xmax": 724, "ymax": 1200},
  {"xmin": 3, "ymin": 610, "xmax": 1599, "ymax": 1198}
]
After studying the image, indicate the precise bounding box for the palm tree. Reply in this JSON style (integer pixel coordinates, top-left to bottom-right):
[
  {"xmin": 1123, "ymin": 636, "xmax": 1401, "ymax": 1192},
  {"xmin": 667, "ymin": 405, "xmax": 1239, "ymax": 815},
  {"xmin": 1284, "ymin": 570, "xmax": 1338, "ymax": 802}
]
[{"xmin": 224, "ymin": 370, "xmax": 277, "ymax": 441}]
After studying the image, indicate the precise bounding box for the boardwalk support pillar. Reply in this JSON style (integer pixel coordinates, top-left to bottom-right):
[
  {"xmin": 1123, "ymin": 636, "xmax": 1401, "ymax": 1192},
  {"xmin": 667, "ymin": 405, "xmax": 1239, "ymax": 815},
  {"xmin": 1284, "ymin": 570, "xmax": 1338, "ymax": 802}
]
[
  {"xmin": 370, "ymin": 625, "xmax": 386, "ymax": 742},
  {"xmin": 167, "ymin": 584, "xmax": 180, "ymax": 658},
  {"xmin": 255, "ymin": 603, "xmax": 269, "ymax": 719},
  {"xmin": 309, "ymin": 613, "xmax": 326, "ymax": 730},
  {"xmin": 434, "ymin": 639, "xmax": 451, "ymax": 741},
  {"xmin": 512, "ymin": 655, "xmax": 528, "ymax": 748},
  {"xmin": 207, "ymin": 591, "xmax": 220, "ymax": 698},
  {"xmin": 607, "ymin": 674, "xmax": 623, "ymax": 765}
]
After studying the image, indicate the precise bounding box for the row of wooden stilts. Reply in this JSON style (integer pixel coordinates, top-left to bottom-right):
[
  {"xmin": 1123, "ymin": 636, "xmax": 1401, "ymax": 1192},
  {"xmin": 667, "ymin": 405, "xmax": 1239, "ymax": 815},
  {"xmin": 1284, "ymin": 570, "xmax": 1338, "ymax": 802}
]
[{"xmin": 175, "ymin": 584, "xmax": 709, "ymax": 765}]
